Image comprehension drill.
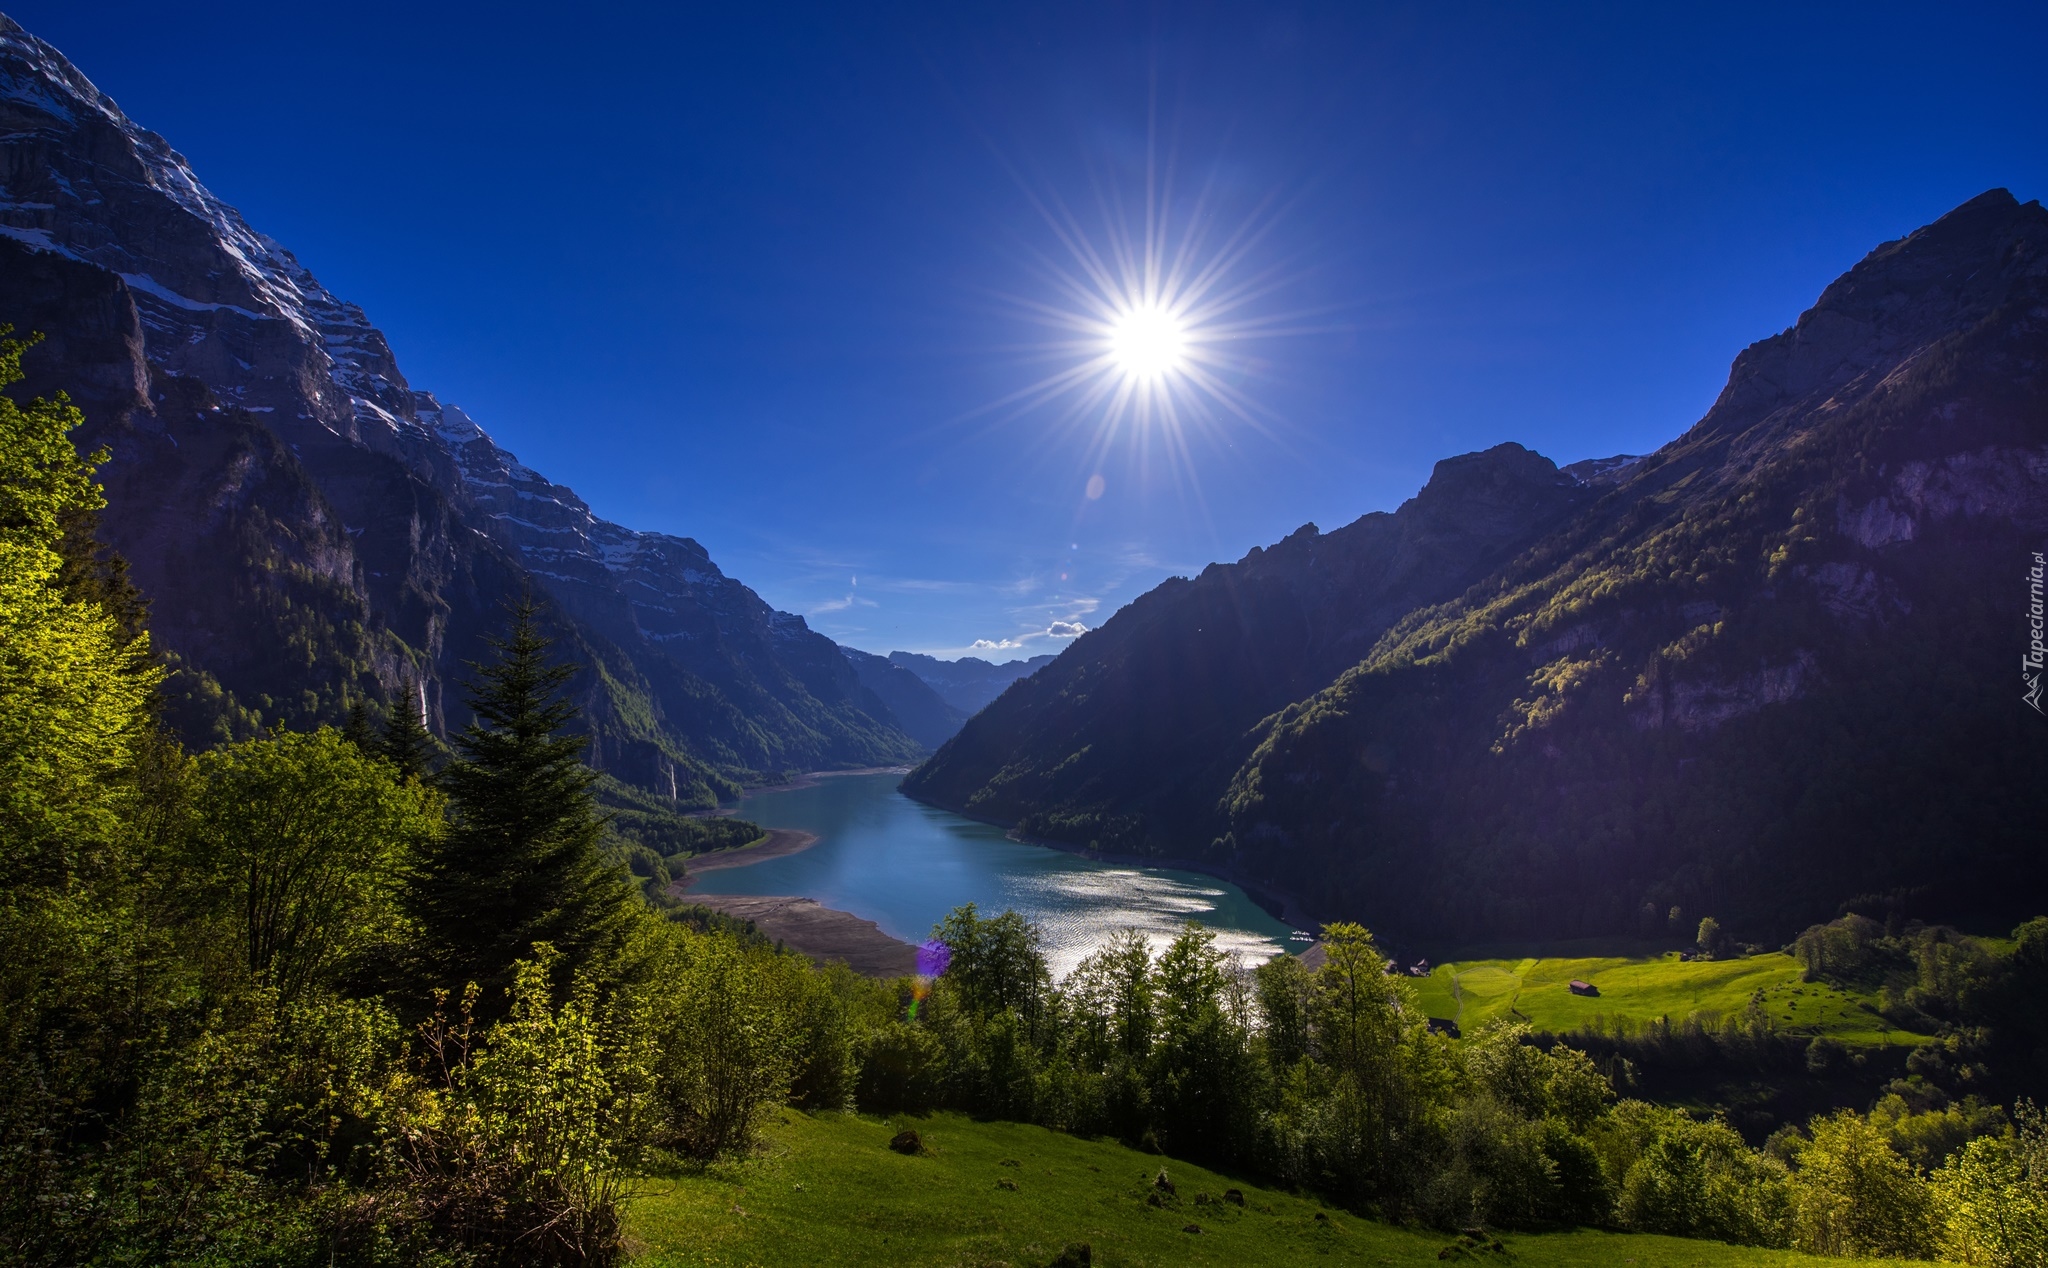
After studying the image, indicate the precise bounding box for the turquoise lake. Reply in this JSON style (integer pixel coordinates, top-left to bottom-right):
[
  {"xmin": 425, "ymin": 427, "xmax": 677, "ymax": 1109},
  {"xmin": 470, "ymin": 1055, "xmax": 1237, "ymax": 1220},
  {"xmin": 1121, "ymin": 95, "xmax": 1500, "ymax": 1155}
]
[{"xmin": 685, "ymin": 771, "xmax": 1304, "ymax": 977}]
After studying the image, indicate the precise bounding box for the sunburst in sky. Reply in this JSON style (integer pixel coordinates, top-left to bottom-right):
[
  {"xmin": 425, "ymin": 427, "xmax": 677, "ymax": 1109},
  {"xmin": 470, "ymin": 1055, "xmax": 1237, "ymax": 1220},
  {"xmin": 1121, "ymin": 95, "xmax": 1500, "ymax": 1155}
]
[{"xmin": 978, "ymin": 147, "xmax": 1306, "ymax": 502}]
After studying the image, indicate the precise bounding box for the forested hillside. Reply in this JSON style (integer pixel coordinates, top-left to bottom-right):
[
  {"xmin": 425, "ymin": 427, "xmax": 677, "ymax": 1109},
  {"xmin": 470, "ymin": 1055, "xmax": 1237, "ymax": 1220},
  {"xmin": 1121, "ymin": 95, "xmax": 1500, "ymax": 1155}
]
[{"xmin": 910, "ymin": 189, "xmax": 2048, "ymax": 945}]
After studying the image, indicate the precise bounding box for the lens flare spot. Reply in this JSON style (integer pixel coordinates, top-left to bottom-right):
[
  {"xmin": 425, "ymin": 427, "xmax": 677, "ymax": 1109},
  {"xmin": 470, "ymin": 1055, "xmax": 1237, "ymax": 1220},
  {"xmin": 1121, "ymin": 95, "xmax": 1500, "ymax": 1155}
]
[
  {"xmin": 907, "ymin": 938, "xmax": 951, "ymax": 1019},
  {"xmin": 1085, "ymin": 473, "xmax": 1106, "ymax": 499}
]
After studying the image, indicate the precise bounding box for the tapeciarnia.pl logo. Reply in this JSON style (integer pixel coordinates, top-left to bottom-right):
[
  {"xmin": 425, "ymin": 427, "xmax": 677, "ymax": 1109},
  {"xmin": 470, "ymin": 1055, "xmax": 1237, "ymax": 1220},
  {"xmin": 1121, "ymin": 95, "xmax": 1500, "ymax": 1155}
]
[{"xmin": 2027, "ymin": 551, "xmax": 2046, "ymax": 714}]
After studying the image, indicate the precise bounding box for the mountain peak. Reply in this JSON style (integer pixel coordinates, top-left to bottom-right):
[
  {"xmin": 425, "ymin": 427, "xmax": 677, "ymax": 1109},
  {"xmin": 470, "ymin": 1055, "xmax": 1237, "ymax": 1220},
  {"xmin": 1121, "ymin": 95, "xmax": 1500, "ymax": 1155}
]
[
  {"xmin": 1396, "ymin": 442, "xmax": 1577, "ymax": 540},
  {"xmin": 1698, "ymin": 188, "xmax": 2048, "ymax": 440}
]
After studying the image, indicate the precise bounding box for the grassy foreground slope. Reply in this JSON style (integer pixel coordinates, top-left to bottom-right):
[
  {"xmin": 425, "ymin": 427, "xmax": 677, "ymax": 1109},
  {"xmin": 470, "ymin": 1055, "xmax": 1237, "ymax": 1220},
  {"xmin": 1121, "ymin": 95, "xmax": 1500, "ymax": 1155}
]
[
  {"xmin": 628, "ymin": 1111, "xmax": 1910, "ymax": 1268},
  {"xmin": 1409, "ymin": 951, "xmax": 1932, "ymax": 1048}
]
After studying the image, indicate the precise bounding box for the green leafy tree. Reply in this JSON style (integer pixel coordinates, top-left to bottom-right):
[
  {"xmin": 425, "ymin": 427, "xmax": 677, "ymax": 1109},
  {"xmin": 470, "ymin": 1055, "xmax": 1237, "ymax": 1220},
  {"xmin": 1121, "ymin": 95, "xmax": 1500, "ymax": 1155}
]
[
  {"xmin": 1432, "ymin": 1094, "xmax": 1570, "ymax": 1229},
  {"xmin": 1253, "ymin": 950, "xmax": 1317, "ymax": 1068},
  {"xmin": 934, "ymin": 902, "xmax": 1050, "ymax": 1021},
  {"xmin": 1611, "ymin": 1107, "xmax": 1793, "ymax": 1246},
  {"xmin": 1931, "ymin": 1101, "xmax": 2048, "ymax": 1266},
  {"xmin": 1311, "ymin": 922, "xmax": 1455, "ymax": 1205},
  {"xmin": 1061, "ymin": 927, "xmax": 1157, "ymax": 1135},
  {"xmin": 1315, "ymin": 923, "xmax": 1404, "ymax": 1080},
  {"xmin": 1466, "ymin": 1020, "xmax": 1555, "ymax": 1119},
  {"xmin": 1791, "ymin": 1110, "xmax": 1937, "ymax": 1259},
  {"xmin": 638, "ymin": 929, "xmax": 795, "ymax": 1157},
  {"xmin": 384, "ymin": 954, "xmax": 634, "ymax": 1265},
  {"xmin": 408, "ymin": 598, "xmax": 633, "ymax": 1002},
  {"xmin": 1065, "ymin": 927, "xmax": 1157, "ymax": 1065},
  {"xmin": 0, "ymin": 336, "xmax": 199, "ymax": 1265},
  {"xmin": 778, "ymin": 960, "xmax": 869, "ymax": 1111},
  {"xmin": 182, "ymin": 727, "xmax": 442, "ymax": 1003},
  {"xmin": 0, "ymin": 329, "xmax": 159, "ymax": 883},
  {"xmin": 1695, "ymin": 916, "xmax": 1725, "ymax": 960},
  {"xmin": 1149, "ymin": 922, "xmax": 1260, "ymax": 1160}
]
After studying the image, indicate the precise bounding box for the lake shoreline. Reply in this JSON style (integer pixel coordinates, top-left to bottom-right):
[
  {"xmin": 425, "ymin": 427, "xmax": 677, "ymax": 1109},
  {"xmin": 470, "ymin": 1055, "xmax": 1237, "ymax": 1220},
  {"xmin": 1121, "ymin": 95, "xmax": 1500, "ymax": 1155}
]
[
  {"xmin": 672, "ymin": 892, "xmax": 918, "ymax": 978},
  {"xmin": 681, "ymin": 827, "xmax": 820, "ymax": 874}
]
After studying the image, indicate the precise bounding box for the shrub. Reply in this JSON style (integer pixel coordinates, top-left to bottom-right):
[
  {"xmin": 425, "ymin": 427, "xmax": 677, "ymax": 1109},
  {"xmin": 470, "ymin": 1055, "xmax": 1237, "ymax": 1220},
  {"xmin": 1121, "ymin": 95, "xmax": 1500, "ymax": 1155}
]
[
  {"xmin": 640, "ymin": 932, "xmax": 794, "ymax": 1157},
  {"xmin": 368, "ymin": 960, "xmax": 634, "ymax": 1268},
  {"xmin": 1599, "ymin": 1102, "xmax": 1792, "ymax": 1247}
]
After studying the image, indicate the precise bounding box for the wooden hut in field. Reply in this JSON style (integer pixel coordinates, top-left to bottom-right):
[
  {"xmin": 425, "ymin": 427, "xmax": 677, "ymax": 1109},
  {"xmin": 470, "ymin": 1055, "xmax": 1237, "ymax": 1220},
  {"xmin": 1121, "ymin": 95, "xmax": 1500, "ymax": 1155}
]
[{"xmin": 1568, "ymin": 979, "xmax": 1599, "ymax": 997}]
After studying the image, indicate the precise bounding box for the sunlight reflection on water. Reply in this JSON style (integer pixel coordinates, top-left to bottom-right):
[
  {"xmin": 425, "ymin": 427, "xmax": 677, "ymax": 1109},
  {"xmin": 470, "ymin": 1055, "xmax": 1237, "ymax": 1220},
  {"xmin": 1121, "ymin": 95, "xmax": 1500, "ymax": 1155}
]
[
  {"xmin": 687, "ymin": 772, "xmax": 1298, "ymax": 980},
  {"xmin": 1004, "ymin": 867, "xmax": 1286, "ymax": 977}
]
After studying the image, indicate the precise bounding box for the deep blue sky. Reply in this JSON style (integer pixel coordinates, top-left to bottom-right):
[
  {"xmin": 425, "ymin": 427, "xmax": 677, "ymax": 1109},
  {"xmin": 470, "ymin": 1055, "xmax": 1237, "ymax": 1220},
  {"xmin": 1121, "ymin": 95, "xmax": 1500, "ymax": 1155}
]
[{"xmin": 12, "ymin": 2, "xmax": 2044, "ymax": 658}]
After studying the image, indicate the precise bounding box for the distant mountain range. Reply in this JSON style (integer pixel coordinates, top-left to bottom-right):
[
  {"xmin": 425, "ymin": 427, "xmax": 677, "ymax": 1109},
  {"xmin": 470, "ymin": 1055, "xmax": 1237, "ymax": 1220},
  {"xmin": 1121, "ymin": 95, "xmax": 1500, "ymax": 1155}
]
[
  {"xmin": 833, "ymin": 649, "xmax": 1061, "ymax": 750},
  {"xmin": 0, "ymin": 15, "xmax": 1014, "ymax": 806},
  {"xmin": 885, "ymin": 651, "xmax": 1058, "ymax": 715},
  {"xmin": 908, "ymin": 189, "xmax": 2048, "ymax": 943}
]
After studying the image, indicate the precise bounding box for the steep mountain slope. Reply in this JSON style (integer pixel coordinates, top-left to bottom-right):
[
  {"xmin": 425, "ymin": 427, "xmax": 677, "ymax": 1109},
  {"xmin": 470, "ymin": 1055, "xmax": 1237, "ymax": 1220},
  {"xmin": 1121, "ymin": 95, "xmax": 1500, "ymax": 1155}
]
[
  {"xmin": 887, "ymin": 650, "xmax": 1058, "ymax": 715},
  {"xmin": 841, "ymin": 647, "xmax": 967, "ymax": 751},
  {"xmin": 911, "ymin": 190, "xmax": 2048, "ymax": 943},
  {"xmin": 1224, "ymin": 189, "xmax": 2048, "ymax": 942},
  {"xmin": 0, "ymin": 15, "xmax": 921, "ymax": 796},
  {"xmin": 903, "ymin": 443, "xmax": 1604, "ymax": 846}
]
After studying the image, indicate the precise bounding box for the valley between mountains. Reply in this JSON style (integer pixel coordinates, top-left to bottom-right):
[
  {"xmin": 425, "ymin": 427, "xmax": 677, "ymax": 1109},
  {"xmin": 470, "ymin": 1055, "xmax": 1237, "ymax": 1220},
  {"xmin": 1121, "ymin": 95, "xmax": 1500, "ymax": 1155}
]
[
  {"xmin": 5, "ymin": 10, "xmax": 2040, "ymax": 952},
  {"xmin": 5, "ymin": 9, "xmax": 2048, "ymax": 1266}
]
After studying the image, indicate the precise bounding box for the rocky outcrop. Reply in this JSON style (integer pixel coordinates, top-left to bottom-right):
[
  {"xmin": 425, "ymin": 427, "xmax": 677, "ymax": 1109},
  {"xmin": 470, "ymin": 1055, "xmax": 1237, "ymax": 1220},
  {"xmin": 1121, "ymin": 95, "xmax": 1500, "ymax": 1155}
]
[{"xmin": 0, "ymin": 14, "xmax": 918, "ymax": 790}]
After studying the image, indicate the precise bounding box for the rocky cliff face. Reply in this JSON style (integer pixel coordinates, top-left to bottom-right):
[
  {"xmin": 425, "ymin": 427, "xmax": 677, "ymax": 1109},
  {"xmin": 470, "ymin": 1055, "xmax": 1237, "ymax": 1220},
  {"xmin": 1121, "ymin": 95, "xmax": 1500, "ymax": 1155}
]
[
  {"xmin": 911, "ymin": 189, "xmax": 2048, "ymax": 942},
  {"xmin": 0, "ymin": 14, "xmax": 921, "ymax": 795}
]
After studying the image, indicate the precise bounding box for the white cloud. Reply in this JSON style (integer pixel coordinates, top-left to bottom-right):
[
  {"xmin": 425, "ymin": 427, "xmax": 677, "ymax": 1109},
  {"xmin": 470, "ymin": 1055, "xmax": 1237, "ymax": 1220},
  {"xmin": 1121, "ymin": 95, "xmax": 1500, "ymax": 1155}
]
[
  {"xmin": 1046, "ymin": 620, "xmax": 1089, "ymax": 638},
  {"xmin": 809, "ymin": 593, "xmax": 877, "ymax": 615},
  {"xmin": 971, "ymin": 637, "xmax": 1022, "ymax": 651}
]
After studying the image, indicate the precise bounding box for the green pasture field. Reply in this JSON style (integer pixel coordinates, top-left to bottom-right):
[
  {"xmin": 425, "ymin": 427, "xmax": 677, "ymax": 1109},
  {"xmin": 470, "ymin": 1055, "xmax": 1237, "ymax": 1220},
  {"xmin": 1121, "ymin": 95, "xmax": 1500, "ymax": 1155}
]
[
  {"xmin": 1407, "ymin": 951, "xmax": 1931, "ymax": 1048},
  {"xmin": 626, "ymin": 1110, "xmax": 1916, "ymax": 1267}
]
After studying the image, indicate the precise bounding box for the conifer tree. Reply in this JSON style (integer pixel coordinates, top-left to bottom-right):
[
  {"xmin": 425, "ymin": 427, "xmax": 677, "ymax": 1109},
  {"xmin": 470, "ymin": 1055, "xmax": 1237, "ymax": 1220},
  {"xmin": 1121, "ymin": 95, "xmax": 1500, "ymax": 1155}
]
[
  {"xmin": 380, "ymin": 671, "xmax": 436, "ymax": 779},
  {"xmin": 342, "ymin": 695, "xmax": 376, "ymax": 751},
  {"xmin": 407, "ymin": 597, "xmax": 631, "ymax": 1003}
]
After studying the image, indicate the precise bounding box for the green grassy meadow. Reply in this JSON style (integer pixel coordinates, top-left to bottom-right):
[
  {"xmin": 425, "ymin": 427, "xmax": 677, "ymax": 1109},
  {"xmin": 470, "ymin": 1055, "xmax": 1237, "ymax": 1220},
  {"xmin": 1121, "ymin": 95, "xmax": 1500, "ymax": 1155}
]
[
  {"xmin": 626, "ymin": 1111, "xmax": 1915, "ymax": 1268},
  {"xmin": 1408, "ymin": 951, "xmax": 1930, "ymax": 1048}
]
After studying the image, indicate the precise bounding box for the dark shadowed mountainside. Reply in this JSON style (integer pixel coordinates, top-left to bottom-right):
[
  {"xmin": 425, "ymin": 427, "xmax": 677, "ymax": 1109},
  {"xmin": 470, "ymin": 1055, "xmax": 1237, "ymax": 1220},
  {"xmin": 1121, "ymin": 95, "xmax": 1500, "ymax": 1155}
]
[
  {"xmin": 0, "ymin": 15, "xmax": 923, "ymax": 801},
  {"xmin": 910, "ymin": 189, "xmax": 2048, "ymax": 944},
  {"xmin": 903, "ymin": 442, "xmax": 1605, "ymax": 849}
]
